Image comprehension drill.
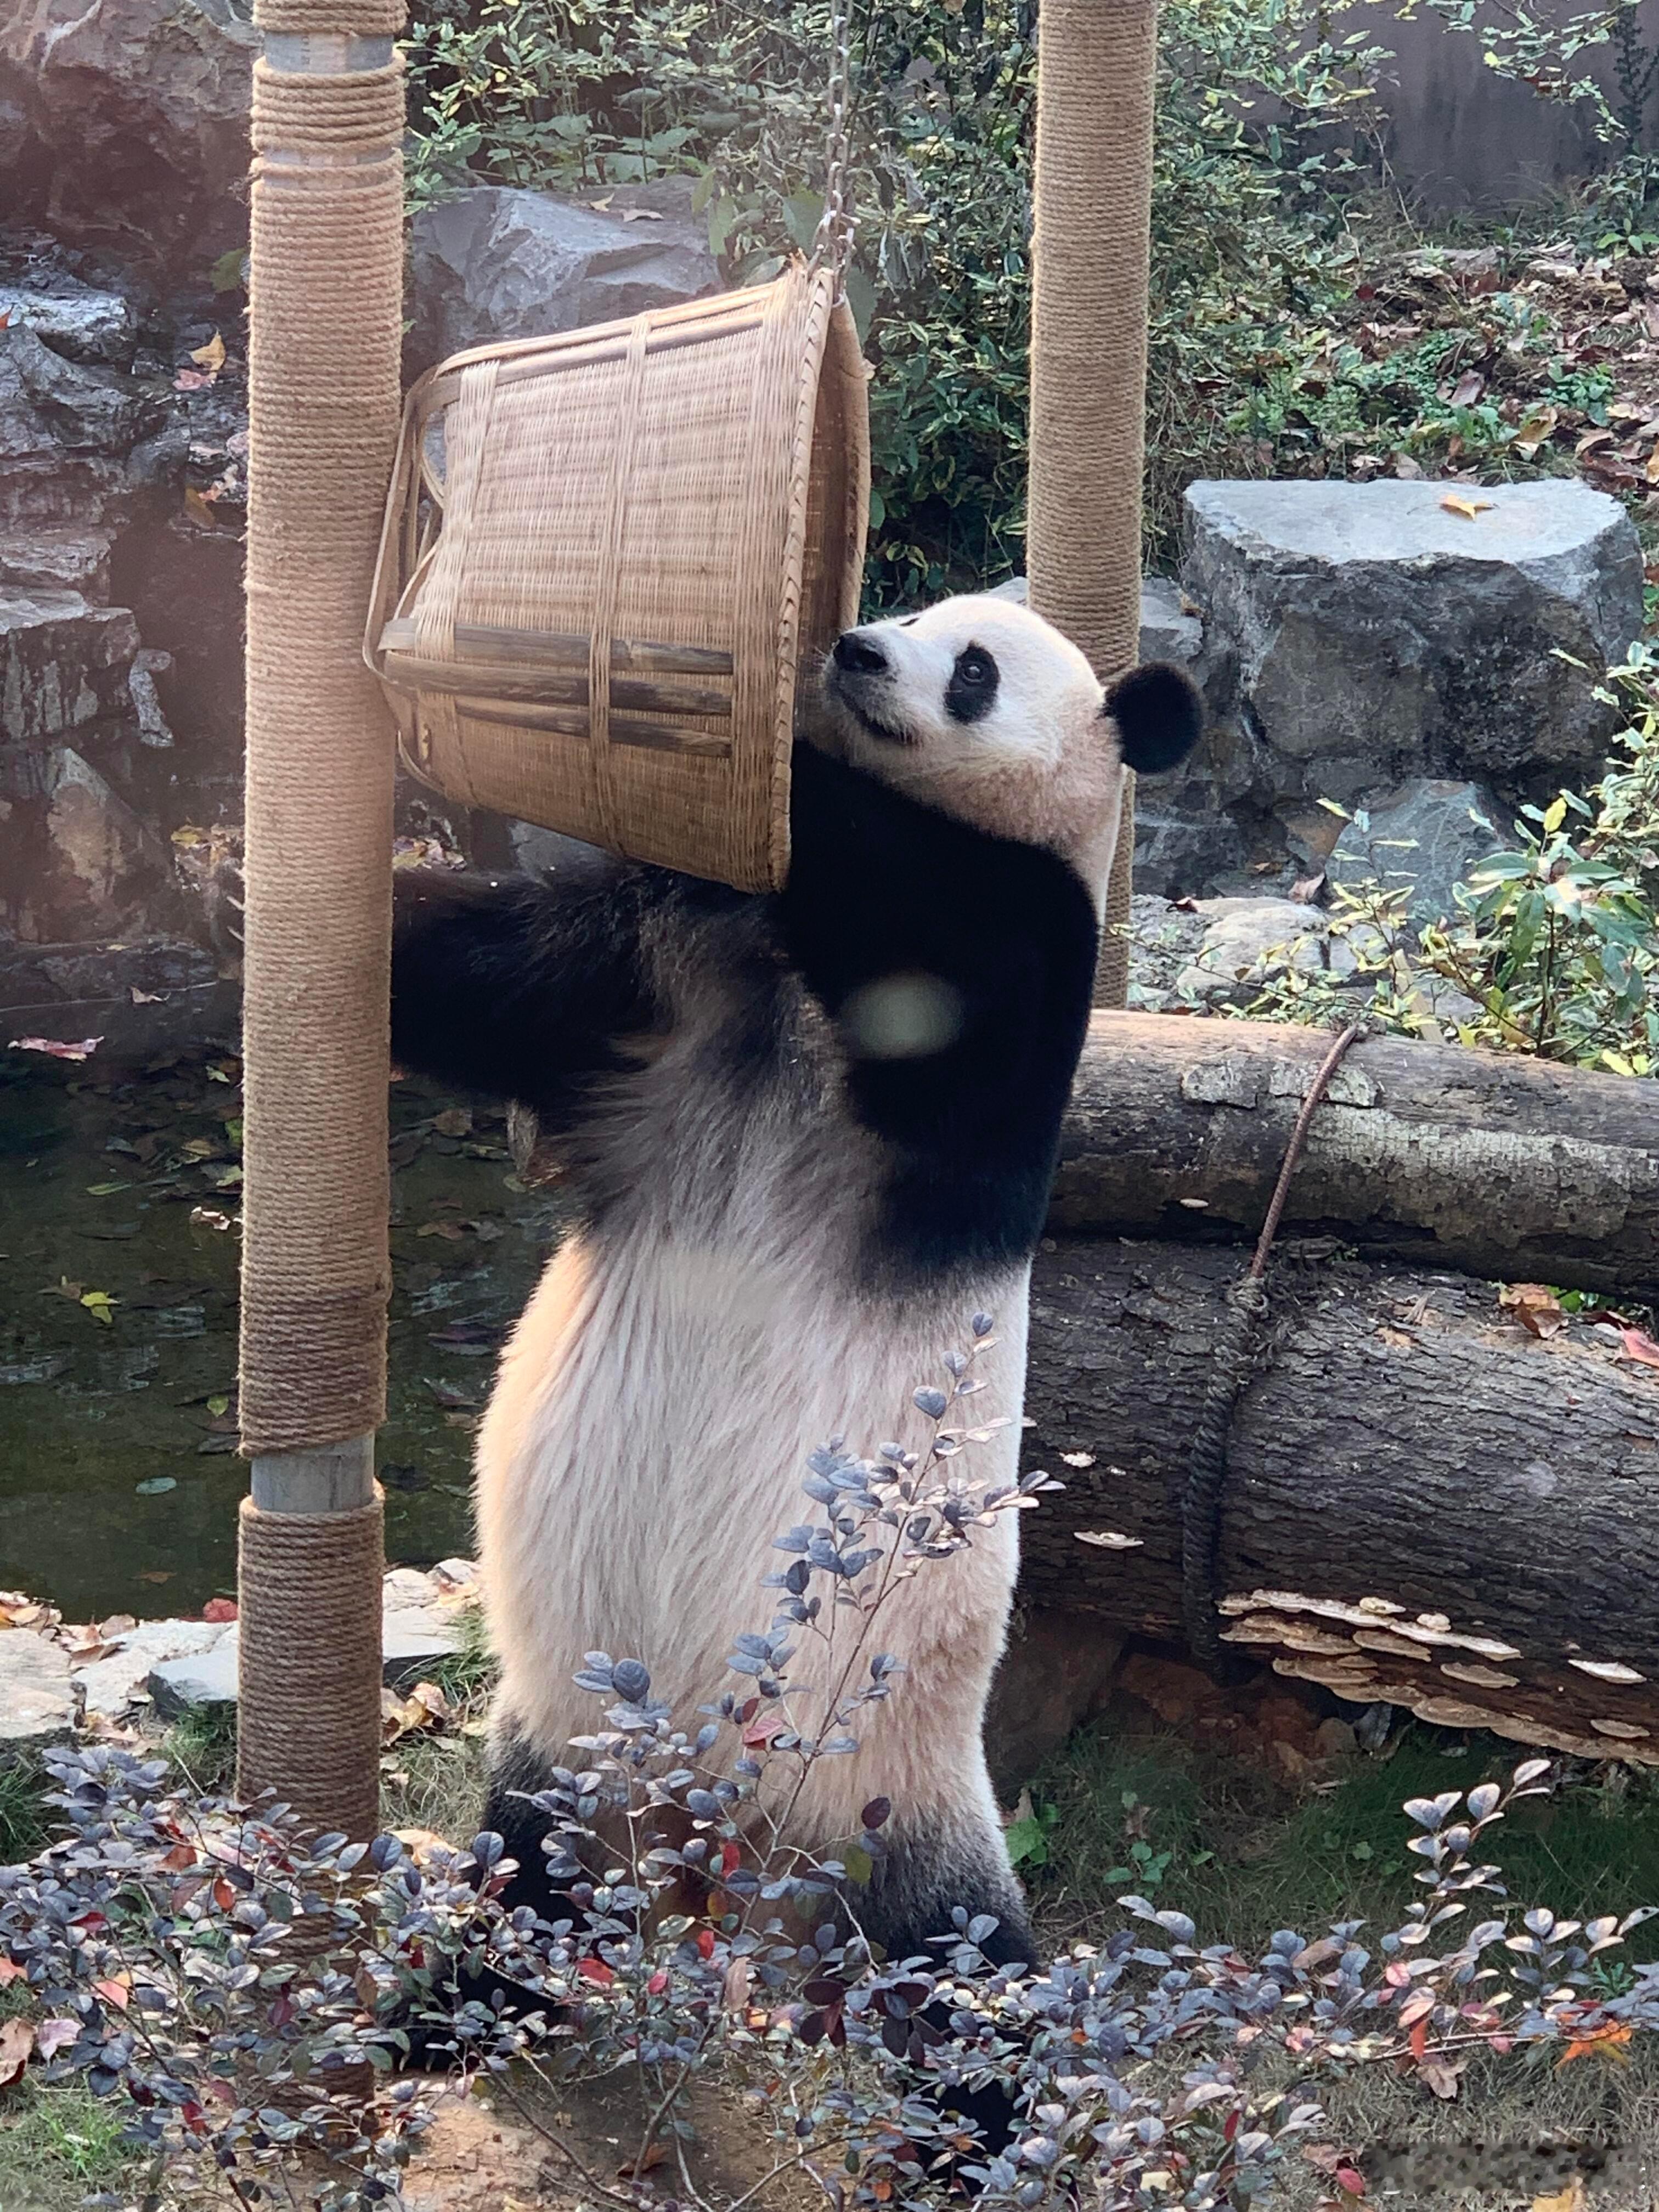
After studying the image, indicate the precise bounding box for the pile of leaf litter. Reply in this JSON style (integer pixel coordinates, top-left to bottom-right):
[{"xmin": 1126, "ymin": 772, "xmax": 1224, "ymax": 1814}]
[{"xmin": 1224, "ymin": 236, "xmax": 1659, "ymax": 559}]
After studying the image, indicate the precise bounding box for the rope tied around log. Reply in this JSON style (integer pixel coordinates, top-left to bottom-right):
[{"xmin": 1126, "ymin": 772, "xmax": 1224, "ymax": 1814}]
[{"xmin": 1181, "ymin": 1021, "xmax": 1367, "ymax": 1678}]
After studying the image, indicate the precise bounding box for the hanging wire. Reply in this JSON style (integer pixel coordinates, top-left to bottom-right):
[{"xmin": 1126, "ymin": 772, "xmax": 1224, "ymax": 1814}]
[{"xmin": 809, "ymin": 0, "xmax": 857, "ymax": 286}]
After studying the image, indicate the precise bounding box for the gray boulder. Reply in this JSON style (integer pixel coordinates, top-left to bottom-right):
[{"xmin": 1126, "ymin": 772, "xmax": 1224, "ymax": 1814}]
[
  {"xmin": 1183, "ymin": 478, "xmax": 1643, "ymax": 789},
  {"xmin": 0, "ymin": 276, "xmax": 134, "ymax": 365},
  {"xmin": 0, "ymin": 326, "xmax": 157, "ymax": 532},
  {"xmin": 0, "ymin": 589, "xmax": 139, "ymax": 749},
  {"xmin": 406, "ymin": 184, "xmax": 719, "ymax": 374},
  {"xmin": 1131, "ymin": 808, "xmax": 1248, "ymax": 900},
  {"xmin": 1327, "ymin": 778, "xmax": 1504, "ymax": 926},
  {"xmin": 40, "ymin": 746, "xmax": 173, "ymax": 934},
  {"xmin": 0, "ymin": 0, "xmax": 256, "ymax": 275},
  {"xmin": 1175, "ymin": 895, "xmax": 1328, "ymax": 1006},
  {"xmin": 1137, "ymin": 572, "xmax": 1205, "ymax": 670},
  {"xmin": 0, "ymin": 522, "xmax": 116, "ymax": 596}
]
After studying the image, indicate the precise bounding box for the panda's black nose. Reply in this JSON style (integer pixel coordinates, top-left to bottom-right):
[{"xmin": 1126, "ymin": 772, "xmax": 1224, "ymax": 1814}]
[{"xmin": 833, "ymin": 630, "xmax": 888, "ymax": 676}]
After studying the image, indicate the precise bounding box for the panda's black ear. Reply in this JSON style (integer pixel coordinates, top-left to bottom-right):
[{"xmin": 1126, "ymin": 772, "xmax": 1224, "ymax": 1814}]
[{"xmin": 1103, "ymin": 661, "xmax": 1204, "ymax": 775}]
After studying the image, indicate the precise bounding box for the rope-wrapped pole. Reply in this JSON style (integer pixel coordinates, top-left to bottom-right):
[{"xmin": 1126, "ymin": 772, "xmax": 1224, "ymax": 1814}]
[
  {"xmin": 1025, "ymin": 0, "xmax": 1158, "ymax": 1008},
  {"xmin": 237, "ymin": 0, "xmax": 405, "ymax": 1837}
]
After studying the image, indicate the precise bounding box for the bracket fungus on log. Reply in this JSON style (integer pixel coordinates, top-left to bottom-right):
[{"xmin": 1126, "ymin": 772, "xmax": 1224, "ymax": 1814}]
[{"xmin": 1020, "ymin": 1239, "xmax": 1659, "ymax": 1763}]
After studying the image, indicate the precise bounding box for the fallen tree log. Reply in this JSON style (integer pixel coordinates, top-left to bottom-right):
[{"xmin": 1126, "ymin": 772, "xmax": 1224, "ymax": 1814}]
[
  {"xmin": 1051, "ymin": 1012, "xmax": 1659, "ymax": 1300},
  {"xmin": 1018, "ymin": 1237, "xmax": 1659, "ymax": 1763}
]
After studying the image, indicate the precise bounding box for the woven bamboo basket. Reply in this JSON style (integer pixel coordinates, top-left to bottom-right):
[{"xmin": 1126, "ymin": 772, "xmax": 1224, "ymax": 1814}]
[{"xmin": 365, "ymin": 260, "xmax": 870, "ymax": 894}]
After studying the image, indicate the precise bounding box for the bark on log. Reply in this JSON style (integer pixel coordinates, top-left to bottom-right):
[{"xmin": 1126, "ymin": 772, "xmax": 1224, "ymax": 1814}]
[
  {"xmin": 1019, "ymin": 1237, "xmax": 1659, "ymax": 1763},
  {"xmin": 1051, "ymin": 1013, "xmax": 1659, "ymax": 1300}
]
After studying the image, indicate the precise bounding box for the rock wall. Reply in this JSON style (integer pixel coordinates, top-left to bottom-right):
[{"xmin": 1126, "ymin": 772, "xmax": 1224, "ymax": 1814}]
[{"xmin": 0, "ymin": 160, "xmax": 716, "ymax": 1048}]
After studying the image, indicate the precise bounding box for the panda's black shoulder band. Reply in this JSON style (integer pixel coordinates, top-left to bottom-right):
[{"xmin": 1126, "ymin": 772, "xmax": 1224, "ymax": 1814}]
[{"xmin": 1104, "ymin": 660, "xmax": 1204, "ymax": 776}]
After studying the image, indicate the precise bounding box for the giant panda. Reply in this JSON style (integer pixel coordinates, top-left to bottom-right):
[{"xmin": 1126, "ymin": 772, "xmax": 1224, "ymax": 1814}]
[{"xmin": 390, "ymin": 592, "xmax": 1203, "ymax": 1977}]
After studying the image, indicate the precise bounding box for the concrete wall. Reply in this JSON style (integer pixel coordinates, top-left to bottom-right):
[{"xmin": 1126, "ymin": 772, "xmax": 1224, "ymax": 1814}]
[{"xmin": 1373, "ymin": 3, "xmax": 1659, "ymax": 209}]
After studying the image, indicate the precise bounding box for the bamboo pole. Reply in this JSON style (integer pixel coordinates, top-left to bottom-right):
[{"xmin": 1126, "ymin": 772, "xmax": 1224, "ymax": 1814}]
[
  {"xmin": 236, "ymin": 0, "xmax": 405, "ymax": 1835},
  {"xmin": 1026, "ymin": 0, "xmax": 1159, "ymax": 1007}
]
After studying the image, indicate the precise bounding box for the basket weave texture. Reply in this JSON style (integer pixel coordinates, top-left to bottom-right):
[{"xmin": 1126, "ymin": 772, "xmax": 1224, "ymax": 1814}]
[{"xmin": 367, "ymin": 261, "xmax": 869, "ymax": 894}]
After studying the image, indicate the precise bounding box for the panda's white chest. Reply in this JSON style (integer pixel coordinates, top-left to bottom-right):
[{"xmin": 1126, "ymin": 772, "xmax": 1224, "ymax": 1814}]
[{"xmin": 472, "ymin": 1214, "xmax": 1031, "ymax": 1798}]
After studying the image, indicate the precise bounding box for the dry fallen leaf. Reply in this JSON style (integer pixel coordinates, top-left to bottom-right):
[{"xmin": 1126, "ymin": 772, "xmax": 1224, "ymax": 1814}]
[
  {"xmin": 1556, "ymin": 2021, "xmax": 1633, "ymax": 2068},
  {"xmin": 0, "ymin": 2015, "xmax": 32, "ymax": 2085},
  {"xmin": 1532, "ymin": 2180, "xmax": 1588, "ymax": 2212},
  {"xmin": 1499, "ymin": 1282, "xmax": 1565, "ymax": 1338},
  {"xmin": 1616, "ymin": 1325, "xmax": 1659, "ymax": 1370},
  {"xmin": 34, "ymin": 2017, "xmax": 77, "ymax": 2059},
  {"xmin": 1417, "ymin": 2052, "xmax": 1465, "ymax": 2100},
  {"xmin": 381, "ymin": 1679, "xmax": 453, "ymax": 1743},
  {"xmin": 189, "ymin": 330, "xmax": 227, "ymax": 374},
  {"xmin": 9, "ymin": 1035, "xmax": 100, "ymax": 1060},
  {"xmin": 1440, "ymin": 493, "xmax": 1494, "ymax": 520},
  {"xmin": 617, "ymin": 2145, "xmax": 670, "ymax": 2179}
]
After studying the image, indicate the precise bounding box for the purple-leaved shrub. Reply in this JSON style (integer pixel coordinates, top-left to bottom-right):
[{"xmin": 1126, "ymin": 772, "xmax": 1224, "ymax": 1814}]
[{"xmin": 3, "ymin": 1327, "xmax": 1659, "ymax": 2210}]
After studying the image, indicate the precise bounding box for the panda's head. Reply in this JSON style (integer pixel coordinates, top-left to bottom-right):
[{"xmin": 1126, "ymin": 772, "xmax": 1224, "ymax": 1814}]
[{"xmin": 814, "ymin": 593, "xmax": 1204, "ymax": 905}]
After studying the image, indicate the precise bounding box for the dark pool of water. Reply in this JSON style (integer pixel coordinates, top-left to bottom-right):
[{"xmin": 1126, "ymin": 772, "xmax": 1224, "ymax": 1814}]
[{"xmin": 0, "ymin": 1048, "xmax": 561, "ymax": 1621}]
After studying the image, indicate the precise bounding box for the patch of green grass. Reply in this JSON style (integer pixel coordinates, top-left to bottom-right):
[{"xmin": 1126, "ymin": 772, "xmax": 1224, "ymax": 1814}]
[
  {"xmin": 0, "ymin": 2077, "xmax": 135, "ymax": 2209},
  {"xmin": 381, "ymin": 1606, "xmax": 495, "ymax": 1844},
  {"xmin": 0, "ymin": 1760, "xmax": 49, "ymax": 1864},
  {"xmin": 1029, "ymin": 1720, "xmax": 1659, "ymax": 1962},
  {"xmin": 161, "ymin": 1701, "xmax": 238, "ymax": 1796},
  {"xmin": 424, "ymin": 1600, "xmax": 496, "ymax": 1709}
]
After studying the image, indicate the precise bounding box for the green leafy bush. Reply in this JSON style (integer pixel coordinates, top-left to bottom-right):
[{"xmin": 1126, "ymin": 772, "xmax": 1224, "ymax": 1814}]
[
  {"xmin": 402, "ymin": 0, "xmax": 1390, "ymax": 599},
  {"xmin": 1240, "ymin": 648, "xmax": 1659, "ymax": 1073}
]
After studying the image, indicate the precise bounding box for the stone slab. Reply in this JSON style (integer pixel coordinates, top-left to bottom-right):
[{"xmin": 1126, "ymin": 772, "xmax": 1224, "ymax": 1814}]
[
  {"xmin": 0, "ymin": 1629, "xmax": 74, "ymax": 1753},
  {"xmin": 148, "ymin": 1601, "xmax": 463, "ymax": 1716},
  {"xmin": 1175, "ymin": 896, "xmax": 1328, "ymax": 1005},
  {"xmin": 74, "ymin": 1617, "xmax": 227, "ymax": 1720},
  {"xmin": 1182, "ymin": 478, "xmax": 1643, "ymax": 783}
]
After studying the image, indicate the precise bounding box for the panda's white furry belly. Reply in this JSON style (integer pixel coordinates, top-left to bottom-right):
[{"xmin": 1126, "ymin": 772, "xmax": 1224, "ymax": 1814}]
[{"xmin": 475, "ymin": 1221, "xmax": 1029, "ymax": 1853}]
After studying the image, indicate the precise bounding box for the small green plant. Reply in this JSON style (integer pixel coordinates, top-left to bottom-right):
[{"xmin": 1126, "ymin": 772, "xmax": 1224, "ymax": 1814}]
[
  {"xmin": 1103, "ymin": 1836, "xmax": 1176, "ymax": 1895},
  {"xmin": 1241, "ymin": 649, "xmax": 1659, "ymax": 1071},
  {"xmin": 1003, "ymin": 1792, "xmax": 1058, "ymax": 1869}
]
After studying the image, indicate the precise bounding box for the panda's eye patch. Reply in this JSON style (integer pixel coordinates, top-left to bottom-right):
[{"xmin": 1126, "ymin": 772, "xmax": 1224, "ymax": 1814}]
[{"xmin": 945, "ymin": 643, "xmax": 1000, "ymax": 724}]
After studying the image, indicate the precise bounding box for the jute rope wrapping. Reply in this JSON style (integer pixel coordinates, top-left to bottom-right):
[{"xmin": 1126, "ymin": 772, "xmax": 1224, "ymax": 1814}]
[
  {"xmin": 239, "ymin": 1497, "xmax": 385, "ymax": 1839},
  {"xmin": 1025, "ymin": 0, "xmax": 1158, "ymax": 1009},
  {"xmin": 237, "ymin": 22, "xmax": 402, "ymax": 1832},
  {"xmin": 239, "ymin": 47, "xmax": 403, "ymax": 1454}
]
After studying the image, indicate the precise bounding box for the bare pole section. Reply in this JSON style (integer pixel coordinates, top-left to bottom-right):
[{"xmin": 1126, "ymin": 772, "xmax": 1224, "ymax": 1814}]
[
  {"xmin": 1026, "ymin": 0, "xmax": 1158, "ymax": 1009},
  {"xmin": 237, "ymin": 0, "xmax": 405, "ymax": 1837}
]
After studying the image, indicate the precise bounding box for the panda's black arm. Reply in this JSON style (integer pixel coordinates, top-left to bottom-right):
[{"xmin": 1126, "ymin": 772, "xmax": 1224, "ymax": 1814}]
[{"xmin": 390, "ymin": 866, "xmax": 661, "ymax": 1116}]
